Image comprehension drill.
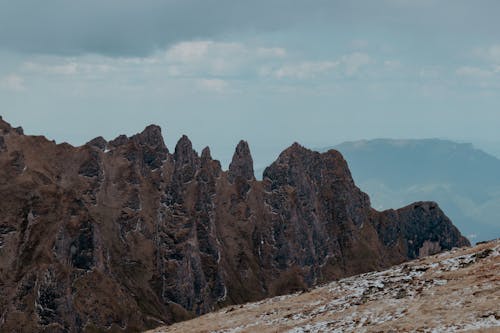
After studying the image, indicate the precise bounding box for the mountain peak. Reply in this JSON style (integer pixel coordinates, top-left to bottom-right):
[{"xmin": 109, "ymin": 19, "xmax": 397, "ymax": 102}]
[
  {"xmin": 0, "ymin": 117, "xmax": 23, "ymax": 135},
  {"xmin": 131, "ymin": 124, "xmax": 166, "ymax": 150},
  {"xmin": 86, "ymin": 136, "xmax": 107, "ymax": 150},
  {"xmin": 228, "ymin": 140, "xmax": 255, "ymax": 182},
  {"xmin": 174, "ymin": 134, "xmax": 198, "ymax": 166},
  {"xmin": 201, "ymin": 146, "xmax": 212, "ymax": 161}
]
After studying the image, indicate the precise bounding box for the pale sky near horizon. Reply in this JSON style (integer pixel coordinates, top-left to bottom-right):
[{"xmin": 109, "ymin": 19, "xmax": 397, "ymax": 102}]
[{"xmin": 1, "ymin": 0, "xmax": 500, "ymax": 170}]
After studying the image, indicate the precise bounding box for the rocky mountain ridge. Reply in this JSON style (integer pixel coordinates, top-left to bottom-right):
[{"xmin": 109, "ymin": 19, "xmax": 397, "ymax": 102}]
[{"xmin": 0, "ymin": 117, "xmax": 469, "ymax": 332}]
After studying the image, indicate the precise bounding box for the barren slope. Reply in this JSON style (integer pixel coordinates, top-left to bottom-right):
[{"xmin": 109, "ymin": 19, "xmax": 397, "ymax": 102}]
[{"xmin": 149, "ymin": 240, "xmax": 500, "ymax": 333}]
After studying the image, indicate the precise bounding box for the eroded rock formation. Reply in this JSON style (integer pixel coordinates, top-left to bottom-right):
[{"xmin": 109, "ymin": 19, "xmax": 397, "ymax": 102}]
[{"xmin": 0, "ymin": 117, "xmax": 469, "ymax": 332}]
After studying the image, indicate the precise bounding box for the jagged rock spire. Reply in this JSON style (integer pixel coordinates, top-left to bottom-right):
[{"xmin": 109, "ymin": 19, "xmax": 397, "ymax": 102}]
[
  {"xmin": 109, "ymin": 134, "xmax": 128, "ymax": 147},
  {"xmin": 198, "ymin": 146, "xmax": 222, "ymax": 180},
  {"xmin": 107, "ymin": 124, "xmax": 167, "ymax": 152},
  {"xmin": 0, "ymin": 116, "xmax": 11, "ymax": 133},
  {"xmin": 228, "ymin": 140, "xmax": 255, "ymax": 183},
  {"xmin": 0, "ymin": 117, "xmax": 23, "ymax": 135},
  {"xmin": 86, "ymin": 136, "xmax": 107, "ymax": 150},
  {"xmin": 201, "ymin": 146, "xmax": 212, "ymax": 162},
  {"xmin": 132, "ymin": 124, "xmax": 166, "ymax": 149},
  {"xmin": 174, "ymin": 135, "xmax": 198, "ymax": 167},
  {"xmin": 172, "ymin": 135, "xmax": 200, "ymax": 183}
]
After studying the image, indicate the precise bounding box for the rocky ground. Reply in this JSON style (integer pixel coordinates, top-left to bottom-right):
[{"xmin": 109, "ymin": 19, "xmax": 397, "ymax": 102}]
[{"xmin": 149, "ymin": 239, "xmax": 500, "ymax": 333}]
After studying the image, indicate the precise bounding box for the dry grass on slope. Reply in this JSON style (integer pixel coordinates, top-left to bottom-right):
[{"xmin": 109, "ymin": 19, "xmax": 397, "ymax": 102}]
[{"xmin": 148, "ymin": 240, "xmax": 500, "ymax": 333}]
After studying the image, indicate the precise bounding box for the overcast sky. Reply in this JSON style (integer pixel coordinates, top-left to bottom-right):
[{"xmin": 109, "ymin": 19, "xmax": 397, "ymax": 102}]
[{"xmin": 1, "ymin": 0, "xmax": 500, "ymax": 170}]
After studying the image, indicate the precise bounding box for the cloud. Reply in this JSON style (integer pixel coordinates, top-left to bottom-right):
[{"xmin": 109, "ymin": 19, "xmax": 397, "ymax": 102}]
[
  {"xmin": 266, "ymin": 61, "xmax": 339, "ymax": 79},
  {"xmin": 256, "ymin": 47, "xmax": 287, "ymax": 58},
  {"xmin": 474, "ymin": 44, "xmax": 500, "ymax": 64},
  {"xmin": 384, "ymin": 0, "xmax": 439, "ymax": 6},
  {"xmin": 341, "ymin": 52, "xmax": 373, "ymax": 76},
  {"xmin": 165, "ymin": 41, "xmax": 286, "ymax": 64},
  {"xmin": 164, "ymin": 40, "xmax": 286, "ymax": 77},
  {"xmin": 383, "ymin": 60, "xmax": 402, "ymax": 71},
  {"xmin": 456, "ymin": 66, "xmax": 495, "ymax": 79},
  {"xmin": 350, "ymin": 39, "xmax": 369, "ymax": 50},
  {"xmin": 0, "ymin": 0, "xmax": 329, "ymax": 57},
  {"xmin": 22, "ymin": 61, "xmax": 113, "ymax": 76},
  {"xmin": 456, "ymin": 44, "xmax": 500, "ymax": 83},
  {"xmin": 455, "ymin": 65, "xmax": 500, "ymax": 89},
  {"xmin": 166, "ymin": 41, "xmax": 226, "ymax": 64},
  {"xmin": 0, "ymin": 74, "xmax": 25, "ymax": 91},
  {"xmin": 1, "ymin": 40, "xmax": 289, "ymax": 91},
  {"xmin": 23, "ymin": 62, "xmax": 78, "ymax": 75},
  {"xmin": 259, "ymin": 52, "xmax": 375, "ymax": 80},
  {"xmin": 165, "ymin": 41, "xmax": 246, "ymax": 76},
  {"xmin": 1, "ymin": 1, "xmax": 500, "ymax": 59},
  {"xmin": 196, "ymin": 78, "xmax": 229, "ymax": 93},
  {"xmin": 419, "ymin": 66, "xmax": 442, "ymax": 79}
]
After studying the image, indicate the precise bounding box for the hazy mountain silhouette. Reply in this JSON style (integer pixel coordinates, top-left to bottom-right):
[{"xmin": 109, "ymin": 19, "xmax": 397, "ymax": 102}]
[{"xmin": 327, "ymin": 139, "xmax": 500, "ymax": 243}]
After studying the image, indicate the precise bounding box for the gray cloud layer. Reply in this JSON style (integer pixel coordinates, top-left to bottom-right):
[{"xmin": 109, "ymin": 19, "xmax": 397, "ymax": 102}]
[
  {"xmin": 2, "ymin": 0, "xmax": 500, "ymax": 57},
  {"xmin": 0, "ymin": 0, "xmax": 333, "ymax": 56}
]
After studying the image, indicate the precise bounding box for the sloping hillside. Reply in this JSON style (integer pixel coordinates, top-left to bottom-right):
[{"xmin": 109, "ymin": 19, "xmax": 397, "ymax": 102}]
[{"xmin": 149, "ymin": 239, "xmax": 500, "ymax": 333}]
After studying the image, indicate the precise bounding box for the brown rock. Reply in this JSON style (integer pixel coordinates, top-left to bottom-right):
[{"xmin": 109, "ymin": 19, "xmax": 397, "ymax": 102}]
[
  {"xmin": 228, "ymin": 140, "xmax": 255, "ymax": 183},
  {"xmin": 86, "ymin": 136, "xmax": 107, "ymax": 151},
  {"xmin": 0, "ymin": 119, "xmax": 469, "ymax": 332}
]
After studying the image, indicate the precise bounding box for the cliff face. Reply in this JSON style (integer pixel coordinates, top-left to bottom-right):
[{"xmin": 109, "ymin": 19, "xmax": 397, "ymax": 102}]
[{"xmin": 0, "ymin": 117, "xmax": 469, "ymax": 332}]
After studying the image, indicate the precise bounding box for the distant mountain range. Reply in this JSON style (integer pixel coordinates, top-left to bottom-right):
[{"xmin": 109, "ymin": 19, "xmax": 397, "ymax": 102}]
[{"xmin": 325, "ymin": 139, "xmax": 500, "ymax": 243}]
